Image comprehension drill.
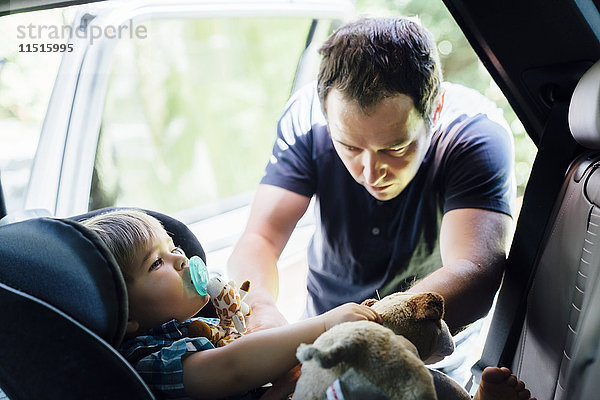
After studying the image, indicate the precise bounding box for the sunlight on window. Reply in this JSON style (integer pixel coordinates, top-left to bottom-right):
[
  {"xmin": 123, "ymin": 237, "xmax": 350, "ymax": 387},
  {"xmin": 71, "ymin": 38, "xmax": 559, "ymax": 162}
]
[
  {"xmin": 94, "ymin": 17, "xmax": 327, "ymax": 222},
  {"xmin": 0, "ymin": 7, "xmax": 75, "ymax": 212}
]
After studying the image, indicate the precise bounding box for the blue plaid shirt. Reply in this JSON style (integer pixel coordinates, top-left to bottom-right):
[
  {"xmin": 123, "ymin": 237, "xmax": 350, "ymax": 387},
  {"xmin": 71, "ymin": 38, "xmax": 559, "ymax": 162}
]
[{"xmin": 119, "ymin": 318, "xmax": 264, "ymax": 400}]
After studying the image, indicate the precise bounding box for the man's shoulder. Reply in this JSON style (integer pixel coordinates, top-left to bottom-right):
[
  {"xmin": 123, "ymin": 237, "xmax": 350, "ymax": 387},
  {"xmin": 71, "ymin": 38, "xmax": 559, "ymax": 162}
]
[
  {"xmin": 429, "ymin": 86, "xmax": 515, "ymax": 176},
  {"xmin": 280, "ymin": 81, "xmax": 327, "ymax": 135},
  {"xmin": 438, "ymin": 82, "xmax": 511, "ymax": 135},
  {"xmin": 432, "ymin": 112, "xmax": 513, "ymax": 166},
  {"xmin": 434, "ymin": 83, "xmax": 513, "ymax": 151}
]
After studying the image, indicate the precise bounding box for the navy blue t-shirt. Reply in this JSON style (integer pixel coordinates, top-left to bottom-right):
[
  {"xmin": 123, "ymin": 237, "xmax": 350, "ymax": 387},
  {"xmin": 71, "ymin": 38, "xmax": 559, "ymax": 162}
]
[{"xmin": 261, "ymin": 82, "xmax": 515, "ymax": 316}]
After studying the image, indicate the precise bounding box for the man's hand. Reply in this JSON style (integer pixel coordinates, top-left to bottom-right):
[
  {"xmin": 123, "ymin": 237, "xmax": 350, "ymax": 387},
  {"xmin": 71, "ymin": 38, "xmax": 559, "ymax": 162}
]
[{"xmin": 246, "ymin": 301, "xmax": 289, "ymax": 333}]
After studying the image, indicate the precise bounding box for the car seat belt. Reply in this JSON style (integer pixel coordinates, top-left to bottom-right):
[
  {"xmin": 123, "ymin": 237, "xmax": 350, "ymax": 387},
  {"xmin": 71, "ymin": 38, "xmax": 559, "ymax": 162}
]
[{"xmin": 470, "ymin": 100, "xmax": 581, "ymax": 386}]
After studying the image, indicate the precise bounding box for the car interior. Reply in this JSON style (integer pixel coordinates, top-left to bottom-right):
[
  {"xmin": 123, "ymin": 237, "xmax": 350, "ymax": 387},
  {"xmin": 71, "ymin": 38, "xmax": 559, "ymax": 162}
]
[
  {"xmin": 0, "ymin": 0, "xmax": 599, "ymax": 399},
  {"xmin": 441, "ymin": 1, "xmax": 600, "ymax": 398},
  {"xmin": 472, "ymin": 59, "xmax": 600, "ymax": 399},
  {"xmin": 0, "ymin": 212, "xmax": 154, "ymax": 399},
  {"xmin": 0, "ymin": 207, "xmax": 217, "ymax": 399}
]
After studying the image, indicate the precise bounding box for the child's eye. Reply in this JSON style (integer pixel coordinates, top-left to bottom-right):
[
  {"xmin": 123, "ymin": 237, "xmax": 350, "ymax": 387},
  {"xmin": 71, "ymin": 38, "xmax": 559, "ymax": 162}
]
[
  {"xmin": 344, "ymin": 145, "xmax": 359, "ymax": 151},
  {"xmin": 149, "ymin": 258, "xmax": 163, "ymax": 272},
  {"xmin": 172, "ymin": 246, "xmax": 185, "ymax": 256}
]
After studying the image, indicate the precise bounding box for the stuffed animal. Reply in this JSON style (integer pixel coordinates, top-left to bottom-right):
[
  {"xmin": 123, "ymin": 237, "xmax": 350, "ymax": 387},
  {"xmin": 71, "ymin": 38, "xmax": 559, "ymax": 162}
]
[
  {"xmin": 362, "ymin": 291, "xmax": 454, "ymax": 364},
  {"xmin": 292, "ymin": 292, "xmax": 455, "ymax": 400},
  {"xmin": 188, "ymin": 276, "xmax": 251, "ymax": 347}
]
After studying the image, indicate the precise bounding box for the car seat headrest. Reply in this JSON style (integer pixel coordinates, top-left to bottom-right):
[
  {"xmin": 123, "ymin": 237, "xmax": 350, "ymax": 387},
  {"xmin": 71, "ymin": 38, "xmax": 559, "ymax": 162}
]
[
  {"xmin": 0, "ymin": 207, "xmax": 208, "ymax": 349},
  {"xmin": 0, "ymin": 217, "xmax": 128, "ymax": 347},
  {"xmin": 569, "ymin": 59, "xmax": 600, "ymax": 149}
]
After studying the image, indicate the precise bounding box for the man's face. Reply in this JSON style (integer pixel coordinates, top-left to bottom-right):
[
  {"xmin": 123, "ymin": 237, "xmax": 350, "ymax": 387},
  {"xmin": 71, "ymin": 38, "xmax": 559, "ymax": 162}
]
[
  {"xmin": 126, "ymin": 228, "xmax": 209, "ymax": 333},
  {"xmin": 326, "ymin": 89, "xmax": 432, "ymax": 201}
]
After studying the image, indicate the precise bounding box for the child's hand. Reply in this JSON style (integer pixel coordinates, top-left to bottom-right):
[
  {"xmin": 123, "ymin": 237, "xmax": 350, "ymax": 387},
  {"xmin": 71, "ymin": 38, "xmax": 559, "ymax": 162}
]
[{"xmin": 320, "ymin": 302, "xmax": 382, "ymax": 330}]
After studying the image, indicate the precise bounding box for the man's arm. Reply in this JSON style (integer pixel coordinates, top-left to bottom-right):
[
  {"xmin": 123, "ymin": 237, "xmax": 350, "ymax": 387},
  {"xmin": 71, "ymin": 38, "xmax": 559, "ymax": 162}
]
[
  {"xmin": 228, "ymin": 184, "xmax": 310, "ymax": 331},
  {"xmin": 407, "ymin": 208, "xmax": 513, "ymax": 331}
]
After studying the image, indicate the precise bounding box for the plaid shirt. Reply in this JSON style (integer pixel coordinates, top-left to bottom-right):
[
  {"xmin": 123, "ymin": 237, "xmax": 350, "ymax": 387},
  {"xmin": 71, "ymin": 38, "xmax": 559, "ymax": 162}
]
[{"xmin": 119, "ymin": 318, "xmax": 263, "ymax": 400}]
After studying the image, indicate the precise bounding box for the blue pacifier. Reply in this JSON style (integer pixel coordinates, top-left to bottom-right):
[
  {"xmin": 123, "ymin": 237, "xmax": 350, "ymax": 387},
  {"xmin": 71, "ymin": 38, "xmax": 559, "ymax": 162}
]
[{"xmin": 188, "ymin": 255, "xmax": 209, "ymax": 296}]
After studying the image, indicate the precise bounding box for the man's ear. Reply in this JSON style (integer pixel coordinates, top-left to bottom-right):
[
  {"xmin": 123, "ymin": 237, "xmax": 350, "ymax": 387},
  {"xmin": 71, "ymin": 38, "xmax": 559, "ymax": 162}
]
[
  {"xmin": 432, "ymin": 90, "xmax": 445, "ymax": 124},
  {"xmin": 126, "ymin": 320, "xmax": 140, "ymax": 335}
]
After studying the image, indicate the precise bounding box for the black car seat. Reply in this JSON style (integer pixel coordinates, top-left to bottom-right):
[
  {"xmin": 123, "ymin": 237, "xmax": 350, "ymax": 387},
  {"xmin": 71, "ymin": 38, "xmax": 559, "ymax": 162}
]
[
  {"xmin": 472, "ymin": 59, "xmax": 600, "ymax": 400},
  {"xmin": 560, "ymin": 59, "xmax": 600, "ymax": 400},
  {"xmin": 0, "ymin": 207, "xmax": 213, "ymax": 399}
]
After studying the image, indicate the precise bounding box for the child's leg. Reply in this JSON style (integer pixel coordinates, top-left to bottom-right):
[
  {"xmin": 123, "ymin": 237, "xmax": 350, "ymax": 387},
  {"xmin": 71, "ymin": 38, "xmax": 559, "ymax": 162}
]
[
  {"xmin": 429, "ymin": 367, "xmax": 536, "ymax": 400},
  {"xmin": 473, "ymin": 367, "xmax": 535, "ymax": 400}
]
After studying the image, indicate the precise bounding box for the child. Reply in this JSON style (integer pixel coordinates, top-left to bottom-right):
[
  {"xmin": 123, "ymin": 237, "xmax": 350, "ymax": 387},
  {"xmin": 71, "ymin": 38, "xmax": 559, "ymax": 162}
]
[
  {"xmin": 82, "ymin": 209, "xmax": 535, "ymax": 400},
  {"xmin": 81, "ymin": 209, "xmax": 381, "ymax": 399}
]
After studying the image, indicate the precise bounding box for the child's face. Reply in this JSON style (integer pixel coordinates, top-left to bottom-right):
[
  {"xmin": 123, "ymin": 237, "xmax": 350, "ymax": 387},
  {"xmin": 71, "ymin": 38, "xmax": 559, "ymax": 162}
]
[{"xmin": 126, "ymin": 227, "xmax": 209, "ymax": 334}]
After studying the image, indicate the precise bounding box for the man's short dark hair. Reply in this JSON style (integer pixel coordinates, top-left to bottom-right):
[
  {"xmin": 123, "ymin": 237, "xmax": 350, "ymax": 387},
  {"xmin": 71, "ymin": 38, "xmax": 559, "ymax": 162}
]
[{"xmin": 317, "ymin": 17, "xmax": 442, "ymax": 124}]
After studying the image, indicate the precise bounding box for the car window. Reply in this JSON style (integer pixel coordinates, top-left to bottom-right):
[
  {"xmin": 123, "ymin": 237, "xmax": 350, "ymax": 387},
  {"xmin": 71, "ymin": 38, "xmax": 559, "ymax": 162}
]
[
  {"xmin": 0, "ymin": 7, "xmax": 74, "ymax": 213},
  {"xmin": 91, "ymin": 17, "xmax": 330, "ymax": 223}
]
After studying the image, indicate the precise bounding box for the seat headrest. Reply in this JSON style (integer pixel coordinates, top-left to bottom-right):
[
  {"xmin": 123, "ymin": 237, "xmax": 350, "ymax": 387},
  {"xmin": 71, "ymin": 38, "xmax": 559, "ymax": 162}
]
[
  {"xmin": 0, "ymin": 218, "xmax": 128, "ymax": 346},
  {"xmin": 0, "ymin": 207, "xmax": 208, "ymax": 348},
  {"xmin": 569, "ymin": 59, "xmax": 600, "ymax": 149}
]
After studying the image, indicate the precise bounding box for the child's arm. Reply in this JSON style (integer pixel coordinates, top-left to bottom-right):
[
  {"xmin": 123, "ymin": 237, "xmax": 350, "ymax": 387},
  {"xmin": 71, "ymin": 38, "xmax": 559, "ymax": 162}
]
[{"xmin": 182, "ymin": 302, "xmax": 380, "ymax": 399}]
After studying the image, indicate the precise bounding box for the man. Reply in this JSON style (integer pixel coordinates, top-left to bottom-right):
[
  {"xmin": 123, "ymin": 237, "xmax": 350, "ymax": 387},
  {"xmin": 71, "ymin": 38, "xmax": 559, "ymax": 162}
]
[{"xmin": 228, "ymin": 17, "xmax": 515, "ymax": 334}]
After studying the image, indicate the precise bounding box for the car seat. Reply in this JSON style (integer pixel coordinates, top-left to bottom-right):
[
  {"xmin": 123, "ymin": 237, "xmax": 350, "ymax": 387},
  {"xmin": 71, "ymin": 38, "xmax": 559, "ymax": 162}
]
[
  {"xmin": 560, "ymin": 59, "xmax": 600, "ymax": 400},
  {"xmin": 0, "ymin": 207, "xmax": 214, "ymax": 399},
  {"xmin": 472, "ymin": 59, "xmax": 600, "ymax": 400}
]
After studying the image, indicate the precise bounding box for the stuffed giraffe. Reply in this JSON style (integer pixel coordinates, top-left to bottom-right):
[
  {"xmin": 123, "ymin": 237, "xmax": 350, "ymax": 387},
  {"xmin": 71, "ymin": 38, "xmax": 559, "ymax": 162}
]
[{"xmin": 189, "ymin": 276, "xmax": 251, "ymax": 347}]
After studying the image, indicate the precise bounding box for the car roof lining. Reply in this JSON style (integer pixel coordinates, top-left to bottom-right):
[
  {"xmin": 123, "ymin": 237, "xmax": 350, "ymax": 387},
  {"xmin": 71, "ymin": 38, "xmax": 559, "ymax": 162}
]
[{"xmin": 442, "ymin": 0, "xmax": 600, "ymax": 145}]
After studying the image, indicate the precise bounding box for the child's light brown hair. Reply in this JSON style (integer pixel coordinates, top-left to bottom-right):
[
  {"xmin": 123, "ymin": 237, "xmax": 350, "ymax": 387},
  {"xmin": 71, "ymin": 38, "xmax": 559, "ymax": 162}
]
[{"xmin": 80, "ymin": 209, "xmax": 166, "ymax": 282}]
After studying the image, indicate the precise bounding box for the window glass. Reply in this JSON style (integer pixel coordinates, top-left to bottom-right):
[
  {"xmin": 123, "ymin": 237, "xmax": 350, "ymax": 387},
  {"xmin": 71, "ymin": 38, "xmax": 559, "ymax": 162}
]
[
  {"xmin": 0, "ymin": 7, "xmax": 73, "ymax": 213},
  {"xmin": 93, "ymin": 17, "xmax": 325, "ymax": 222}
]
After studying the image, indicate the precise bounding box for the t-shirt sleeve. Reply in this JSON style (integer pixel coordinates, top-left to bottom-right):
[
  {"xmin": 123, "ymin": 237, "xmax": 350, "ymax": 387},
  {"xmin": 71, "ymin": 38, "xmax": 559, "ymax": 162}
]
[
  {"xmin": 441, "ymin": 114, "xmax": 516, "ymax": 217},
  {"xmin": 133, "ymin": 337, "xmax": 213, "ymax": 399},
  {"xmin": 259, "ymin": 83, "xmax": 320, "ymax": 198}
]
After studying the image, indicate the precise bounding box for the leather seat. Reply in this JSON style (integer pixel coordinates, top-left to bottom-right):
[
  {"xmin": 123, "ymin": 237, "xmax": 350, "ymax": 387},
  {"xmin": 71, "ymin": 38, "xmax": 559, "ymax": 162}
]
[{"xmin": 500, "ymin": 59, "xmax": 600, "ymax": 400}]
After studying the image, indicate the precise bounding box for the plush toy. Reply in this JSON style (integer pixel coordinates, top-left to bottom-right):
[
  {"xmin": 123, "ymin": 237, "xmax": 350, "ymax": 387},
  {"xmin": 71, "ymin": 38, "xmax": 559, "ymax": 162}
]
[
  {"xmin": 292, "ymin": 292, "xmax": 455, "ymax": 400},
  {"xmin": 189, "ymin": 276, "xmax": 251, "ymax": 347},
  {"xmin": 362, "ymin": 291, "xmax": 454, "ymax": 364}
]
